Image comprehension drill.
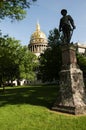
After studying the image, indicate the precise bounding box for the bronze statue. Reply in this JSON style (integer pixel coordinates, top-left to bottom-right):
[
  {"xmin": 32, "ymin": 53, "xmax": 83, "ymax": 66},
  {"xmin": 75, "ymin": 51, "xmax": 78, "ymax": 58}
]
[{"xmin": 59, "ymin": 9, "xmax": 76, "ymax": 43}]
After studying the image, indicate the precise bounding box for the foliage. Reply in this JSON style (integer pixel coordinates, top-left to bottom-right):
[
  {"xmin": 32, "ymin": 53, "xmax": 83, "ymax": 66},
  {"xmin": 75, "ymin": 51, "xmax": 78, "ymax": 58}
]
[
  {"xmin": 17, "ymin": 46, "xmax": 38, "ymax": 81},
  {"xmin": 38, "ymin": 28, "xmax": 62, "ymax": 82},
  {"xmin": 0, "ymin": 34, "xmax": 37, "ymax": 86},
  {"xmin": 0, "ymin": 34, "xmax": 20, "ymax": 85},
  {"xmin": 0, "ymin": 85, "xmax": 86, "ymax": 130},
  {"xmin": 0, "ymin": 0, "xmax": 37, "ymax": 21},
  {"xmin": 48, "ymin": 28, "xmax": 61, "ymax": 45},
  {"xmin": 77, "ymin": 53, "xmax": 86, "ymax": 78}
]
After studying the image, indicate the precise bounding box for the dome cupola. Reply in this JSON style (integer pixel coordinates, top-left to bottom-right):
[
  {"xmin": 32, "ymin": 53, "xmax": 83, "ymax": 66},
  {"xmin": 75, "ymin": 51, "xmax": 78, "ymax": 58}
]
[{"xmin": 30, "ymin": 23, "xmax": 47, "ymax": 44}]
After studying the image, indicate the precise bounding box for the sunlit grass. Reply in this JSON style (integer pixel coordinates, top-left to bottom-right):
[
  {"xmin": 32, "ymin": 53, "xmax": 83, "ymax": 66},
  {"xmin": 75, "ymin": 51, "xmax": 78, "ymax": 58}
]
[{"xmin": 0, "ymin": 85, "xmax": 86, "ymax": 130}]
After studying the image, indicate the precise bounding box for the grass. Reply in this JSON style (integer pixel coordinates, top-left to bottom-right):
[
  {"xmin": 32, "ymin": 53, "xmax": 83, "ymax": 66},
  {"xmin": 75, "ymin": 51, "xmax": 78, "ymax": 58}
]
[{"xmin": 0, "ymin": 85, "xmax": 86, "ymax": 130}]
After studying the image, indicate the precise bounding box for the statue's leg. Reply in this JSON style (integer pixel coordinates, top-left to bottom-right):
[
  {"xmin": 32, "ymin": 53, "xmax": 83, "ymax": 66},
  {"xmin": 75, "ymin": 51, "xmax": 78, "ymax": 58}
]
[
  {"xmin": 67, "ymin": 31, "xmax": 71, "ymax": 43},
  {"xmin": 63, "ymin": 31, "xmax": 67, "ymax": 43}
]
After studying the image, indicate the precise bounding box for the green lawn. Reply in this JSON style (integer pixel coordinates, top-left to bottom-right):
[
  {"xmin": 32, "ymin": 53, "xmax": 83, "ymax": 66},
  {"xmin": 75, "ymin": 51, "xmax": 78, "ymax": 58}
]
[{"xmin": 0, "ymin": 85, "xmax": 86, "ymax": 130}]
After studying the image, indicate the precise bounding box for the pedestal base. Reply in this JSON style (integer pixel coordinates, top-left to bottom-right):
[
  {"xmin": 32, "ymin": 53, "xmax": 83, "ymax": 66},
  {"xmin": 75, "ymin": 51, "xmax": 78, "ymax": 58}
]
[
  {"xmin": 52, "ymin": 67, "xmax": 86, "ymax": 115},
  {"xmin": 52, "ymin": 44, "xmax": 86, "ymax": 115}
]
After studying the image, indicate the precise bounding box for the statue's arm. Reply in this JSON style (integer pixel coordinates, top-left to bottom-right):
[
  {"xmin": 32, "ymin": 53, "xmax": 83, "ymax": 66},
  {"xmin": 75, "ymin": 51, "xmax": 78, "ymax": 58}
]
[{"xmin": 68, "ymin": 15, "xmax": 76, "ymax": 29}]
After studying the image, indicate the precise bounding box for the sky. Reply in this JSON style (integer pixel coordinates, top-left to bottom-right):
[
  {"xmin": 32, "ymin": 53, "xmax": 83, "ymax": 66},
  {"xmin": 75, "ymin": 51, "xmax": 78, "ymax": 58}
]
[{"xmin": 0, "ymin": 0, "xmax": 86, "ymax": 45}]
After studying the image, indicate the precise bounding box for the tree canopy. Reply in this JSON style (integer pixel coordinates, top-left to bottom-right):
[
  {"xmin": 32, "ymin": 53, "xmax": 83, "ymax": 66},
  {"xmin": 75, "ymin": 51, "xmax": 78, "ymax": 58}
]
[
  {"xmin": 38, "ymin": 28, "xmax": 62, "ymax": 82},
  {"xmin": 77, "ymin": 53, "xmax": 86, "ymax": 79},
  {"xmin": 0, "ymin": 0, "xmax": 37, "ymax": 21},
  {"xmin": 0, "ymin": 34, "xmax": 38, "ymax": 86}
]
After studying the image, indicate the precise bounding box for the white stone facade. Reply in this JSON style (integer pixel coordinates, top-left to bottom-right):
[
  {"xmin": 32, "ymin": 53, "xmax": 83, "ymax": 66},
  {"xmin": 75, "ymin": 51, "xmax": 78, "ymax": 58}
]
[{"xmin": 75, "ymin": 42, "xmax": 86, "ymax": 54}]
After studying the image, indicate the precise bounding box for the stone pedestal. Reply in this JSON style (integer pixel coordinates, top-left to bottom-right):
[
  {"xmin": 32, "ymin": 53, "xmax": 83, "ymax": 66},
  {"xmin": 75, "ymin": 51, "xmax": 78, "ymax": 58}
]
[{"xmin": 52, "ymin": 44, "xmax": 86, "ymax": 114}]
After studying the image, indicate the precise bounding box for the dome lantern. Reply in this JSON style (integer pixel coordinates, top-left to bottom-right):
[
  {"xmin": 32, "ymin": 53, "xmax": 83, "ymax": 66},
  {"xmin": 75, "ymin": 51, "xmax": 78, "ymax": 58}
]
[{"xmin": 36, "ymin": 22, "xmax": 40, "ymax": 31}]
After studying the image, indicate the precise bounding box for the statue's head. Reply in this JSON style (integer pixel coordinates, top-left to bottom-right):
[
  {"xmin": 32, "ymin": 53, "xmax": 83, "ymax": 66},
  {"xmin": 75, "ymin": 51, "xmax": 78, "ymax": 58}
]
[{"xmin": 61, "ymin": 9, "xmax": 67, "ymax": 16}]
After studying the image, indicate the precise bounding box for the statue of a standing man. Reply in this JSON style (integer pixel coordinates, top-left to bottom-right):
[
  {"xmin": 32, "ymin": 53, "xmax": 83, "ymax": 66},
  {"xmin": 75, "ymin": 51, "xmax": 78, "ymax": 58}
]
[{"xmin": 59, "ymin": 9, "xmax": 76, "ymax": 43}]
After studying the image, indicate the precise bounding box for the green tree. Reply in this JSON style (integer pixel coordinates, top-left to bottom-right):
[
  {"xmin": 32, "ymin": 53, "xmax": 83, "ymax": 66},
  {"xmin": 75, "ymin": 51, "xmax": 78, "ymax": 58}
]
[
  {"xmin": 0, "ymin": 35, "xmax": 20, "ymax": 86},
  {"xmin": 17, "ymin": 46, "xmax": 38, "ymax": 81},
  {"xmin": 0, "ymin": 0, "xmax": 38, "ymax": 89},
  {"xmin": 77, "ymin": 53, "xmax": 86, "ymax": 79},
  {"xmin": 38, "ymin": 28, "xmax": 62, "ymax": 82},
  {"xmin": 0, "ymin": 34, "xmax": 37, "ymax": 87},
  {"xmin": 48, "ymin": 28, "xmax": 60, "ymax": 45},
  {"xmin": 0, "ymin": 0, "xmax": 37, "ymax": 21}
]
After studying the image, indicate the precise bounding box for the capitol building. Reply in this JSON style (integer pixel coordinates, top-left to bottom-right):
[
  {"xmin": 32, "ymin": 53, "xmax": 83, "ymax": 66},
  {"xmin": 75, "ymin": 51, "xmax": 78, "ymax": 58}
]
[{"xmin": 28, "ymin": 23, "xmax": 48, "ymax": 57}]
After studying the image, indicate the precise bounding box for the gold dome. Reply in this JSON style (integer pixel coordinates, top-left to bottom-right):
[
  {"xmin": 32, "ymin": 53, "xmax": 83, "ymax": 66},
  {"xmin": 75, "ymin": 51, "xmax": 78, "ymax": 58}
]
[{"xmin": 30, "ymin": 23, "xmax": 48, "ymax": 44}]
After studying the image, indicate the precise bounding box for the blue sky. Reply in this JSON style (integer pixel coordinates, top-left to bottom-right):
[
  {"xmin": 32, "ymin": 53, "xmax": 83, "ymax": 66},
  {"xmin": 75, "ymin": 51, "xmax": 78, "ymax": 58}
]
[{"xmin": 0, "ymin": 0, "xmax": 86, "ymax": 45}]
